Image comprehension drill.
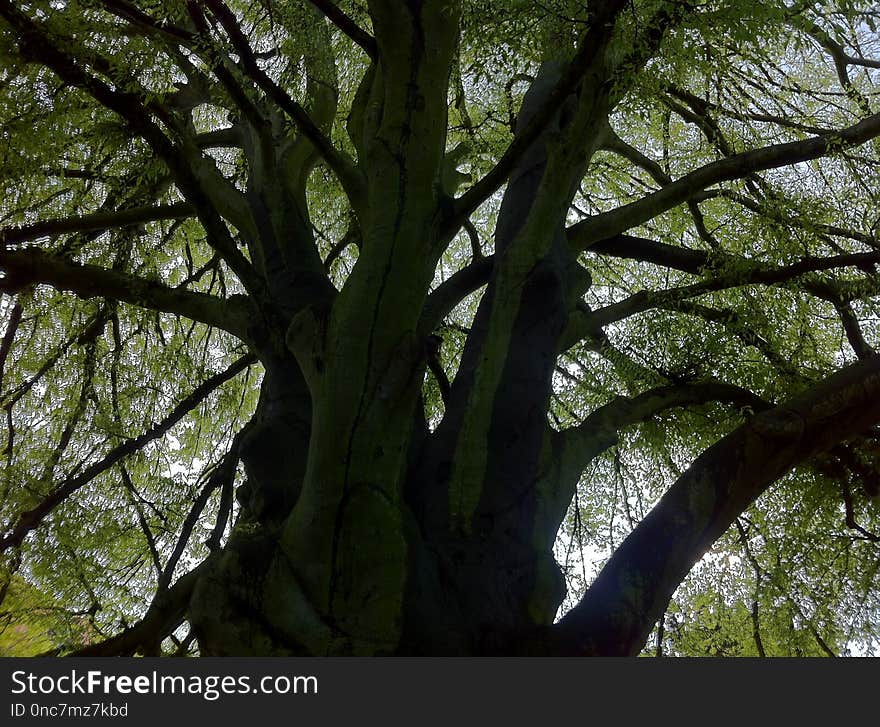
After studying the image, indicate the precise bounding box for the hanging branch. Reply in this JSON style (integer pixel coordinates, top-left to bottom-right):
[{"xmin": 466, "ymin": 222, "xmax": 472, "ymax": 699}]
[
  {"xmin": 306, "ymin": 0, "xmax": 377, "ymax": 59},
  {"xmin": 0, "ymin": 202, "xmax": 195, "ymax": 247},
  {"xmin": 69, "ymin": 556, "xmax": 214, "ymax": 657},
  {"xmin": 0, "ymin": 354, "xmax": 256, "ymax": 553},
  {"xmin": 0, "ymin": 247, "xmax": 254, "ymax": 341}
]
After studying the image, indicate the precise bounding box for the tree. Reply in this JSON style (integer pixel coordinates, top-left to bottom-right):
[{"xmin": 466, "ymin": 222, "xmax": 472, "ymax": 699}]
[{"xmin": 1, "ymin": 0, "xmax": 879, "ymax": 657}]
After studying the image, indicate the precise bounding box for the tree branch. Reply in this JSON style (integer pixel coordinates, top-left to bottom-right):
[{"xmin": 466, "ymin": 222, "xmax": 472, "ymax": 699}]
[
  {"xmin": 531, "ymin": 379, "xmax": 771, "ymax": 557},
  {"xmin": 554, "ymin": 353, "xmax": 880, "ymax": 655},
  {"xmin": 0, "ymin": 353, "xmax": 256, "ymax": 553},
  {"xmin": 69, "ymin": 556, "xmax": 213, "ymax": 656},
  {"xmin": 450, "ymin": 0, "xmax": 630, "ymax": 223},
  {"xmin": 584, "ymin": 233, "xmax": 709, "ymax": 273},
  {"xmin": 834, "ymin": 300, "xmax": 875, "ymax": 360},
  {"xmin": 157, "ymin": 426, "xmax": 247, "ymax": 594},
  {"xmin": 719, "ymin": 189, "xmax": 880, "ymax": 250},
  {"xmin": 561, "ymin": 237, "xmax": 880, "ymax": 350},
  {"xmin": 201, "ymin": 0, "xmax": 365, "ymax": 207},
  {"xmin": 565, "ymin": 380, "xmax": 770, "ymax": 448},
  {"xmin": 602, "ymin": 126, "xmax": 721, "ymax": 250},
  {"xmin": 0, "ymin": 247, "xmax": 253, "ymax": 340},
  {"xmin": 568, "ymin": 112, "xmax": 880, "ymax": 250},
  {"xmin": 93, "ymin": 0, "xmax": 194, "ymax": 46},
  {"xmin": 0, "ymin": 299, "xmax": 23, "ymax": 393},
  {"xmin": 555, "ymin": 380, "xmax": 771, "ymax": 486},
  {"xmin": 419, "ymin": 254, "xmax": 494, "ymax": 334},
  {"xmin": 0, "ymin": 202, "xmax": 195, "ymax": 247},
  {"xmin": 306, "ymin": 0, "xmax": 377, "ymax": 60},
  {"xmin": 0, "ymin": 2, "xmax": 265, "ymax": 298}
]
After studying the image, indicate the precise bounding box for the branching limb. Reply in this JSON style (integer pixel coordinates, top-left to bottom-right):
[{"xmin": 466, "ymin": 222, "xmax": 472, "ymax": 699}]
[
  {"xmin": 69, "ymin": 556, "xmax": 214, "ymax": 656},
  {"xmin": 568, "ymin": 112, "xmax": 880, "ymax": 250},
  {"xmin": 602, "ymin": 126, "xmax": 720, "ymax": 249},
  {"xmin": 1, "ymin": 307, "xmax": 112, "ymax": 409},
  {"xmin": 564, "ymin": 239, "xmax": 880, "ymax": 349},
  {"xmin": 532, "ymin": 379, "xmax": 771, "ymax": 553},
  {"xmin": 0, "ymin": 354, "xmax": 256, "ymax": 553},
  {"xmin": 450, "ymin": 0, "xmax": 630, "ymax": 223},
  {"xmin": 661, "ymin": 301, "xmax": 801, "ymax": 378},
  {"xmin": 306, "ymin": 0, "xmax": 377, "ymax": 59},
  {"xmin": 794, "ymin": 16, "xmax": 874, "ymax": 116},
  {"xmin": 554, "ymin": 353, "xmax": 880, "ymax": 655},
  {"xmin": 0, "ymin": 299, "xmax": 23, "ymax": 392},
  {"xmin": 719, "ymin": 189, "xmax": 880, "ymax": 251},
  {"xmin": 584, "ymin": 233, "xmax": 711, "ymax": 273},
  {"xmin": 0, "ymin": 2, "xmax": 265, "ymax": 298},
  {"xmin": 201, "ymin": 0, "xmax": 366, "ymax": 208},
  {"xmin": 323, "ymin": 224, "xmax": 361, "ymax": 271},
  {"xmin": 840, "ymin": 476, "xmax": 880, "ymax": 542},
  {"xmin": 157, "ymin": 426, "xmax": 248, "ymax": 594},
  {"xmin": 419, "ymin": 255, "xmax": 494, "ymax": 335},
  {"xmin": 560, "ymin": 379, "xmax": 770, "ymax": 463},
  {"xmin": 834, "ymin": 300, "xmax": 875, "ymax": 360},
  {"xmin": 94, "ymin": 0, "xmax": 194, "ymax": 46},
  {"xmin": 120, "ymin": 464, "xmax": 163, "ymax": 580},
  {"xmin": 735, "ymin": 519, "xmax": 767, "ymax": 657},
  {"xmin": 0, "ymin": 247, "xmax": 254, "ymax": 341},
  {"xmin": 0, "ymin": 202, "xmax": 195, "ymax": 247}
]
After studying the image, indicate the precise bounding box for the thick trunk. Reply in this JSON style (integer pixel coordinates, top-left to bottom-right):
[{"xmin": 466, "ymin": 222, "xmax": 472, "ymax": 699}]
[
  {"xmin": 188, "ymin": 15, "xmax": 611, "ymax": 655},
  {"xmin": 188, "ymin": 376, "xmax": 562, "ymax": 655}
]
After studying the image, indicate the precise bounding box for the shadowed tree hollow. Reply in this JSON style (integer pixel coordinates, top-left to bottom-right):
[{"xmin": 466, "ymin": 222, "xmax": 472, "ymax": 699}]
[{"xmin": 1, "ymin": 0, "xmax": 880, "ymax": 656}]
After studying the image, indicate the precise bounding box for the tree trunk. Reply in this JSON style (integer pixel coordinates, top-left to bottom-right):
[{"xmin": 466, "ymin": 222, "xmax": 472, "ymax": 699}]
[{"xmin": 187, "ymin": 6, "xmax": 597, "ymax": 656}]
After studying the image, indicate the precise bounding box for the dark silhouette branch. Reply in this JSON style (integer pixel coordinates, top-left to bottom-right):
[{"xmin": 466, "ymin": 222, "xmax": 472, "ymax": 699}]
[
  {"xmin": 566, "ymin": 380, "xmax": 770, "ymax": 444},
  {"xmin": 0, "ymin": 299, "xmax": 23, "ymax": 392},
  {"xmin": 556, "ymin": 380, "xmax": 771, "ymax": 479},
  {"xmin": 568, "ymin": 112, "xmax": 880, "ymax": 250},
  {"xmin": 94, "ymin": 0, "xmax": 194, "ymax": 45},
  {"xmin": 120, "ymin": 463, "xmax": 163, "ymax": 580},
  {"xmin": 0, "ymin": 247, "xmax": 254, "ymax": 340},
  {"xmin": 719, "ymin": 189, "xmax": 880, "ymax": 250},
  {"xmin": 419, "ymin": 254, "xmax": 494, "ymax": 334},
  {"xmin": 834, "ymin": 300, "xmax": 875, "ymax": 360},
  {"xmin": 0, "ymin": 202, "xmax": 195, "ymax": 247},
  {"xmin": 554, "ymin": 353, "xmax": 880, "ymax": 655},
  {"xmin": 451, "ymin": 0, "xmax": 630, "ymax": 223},
  {"xmin": 157, "ymin": 426, "xmax": 248, "ymax": 594},
  {"xmin": 184, "ymin": 1, "xmax": 271, "ymax": 132},
  {"xmin": 69, "ymin": 556, "xmax": 214, "ymax": 656},
  {"xmin": 201, "ymin": 0, "xmax": 365, "ymax": 207},
  {"xmin": 561, "ymin": 241, "xmax": 880, "ymax": 350},
  {"xmin": 660, "ymin": 301, "xmax": 800, "ymax": 377},
  {"xmin": 0, "ymin": 354, "xmax": 256, "ymax": 553},
  {"xmin": 0, "ymin": 1, "xmax": 265, "ymax": 298},
  {"xmin": 1, "ymin": 307, "xmax": 112, "ymax": 410},
  {"xmin": 306, "ymin": 0, "xmax": 377, "ymax": 60},
  {"xmin": 584, "ymin": 233, "xmax": 710, "ymax": 273},
  {"xmin": 735, "ymin": 518, "xmax": 767, "ymax": 657}
]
